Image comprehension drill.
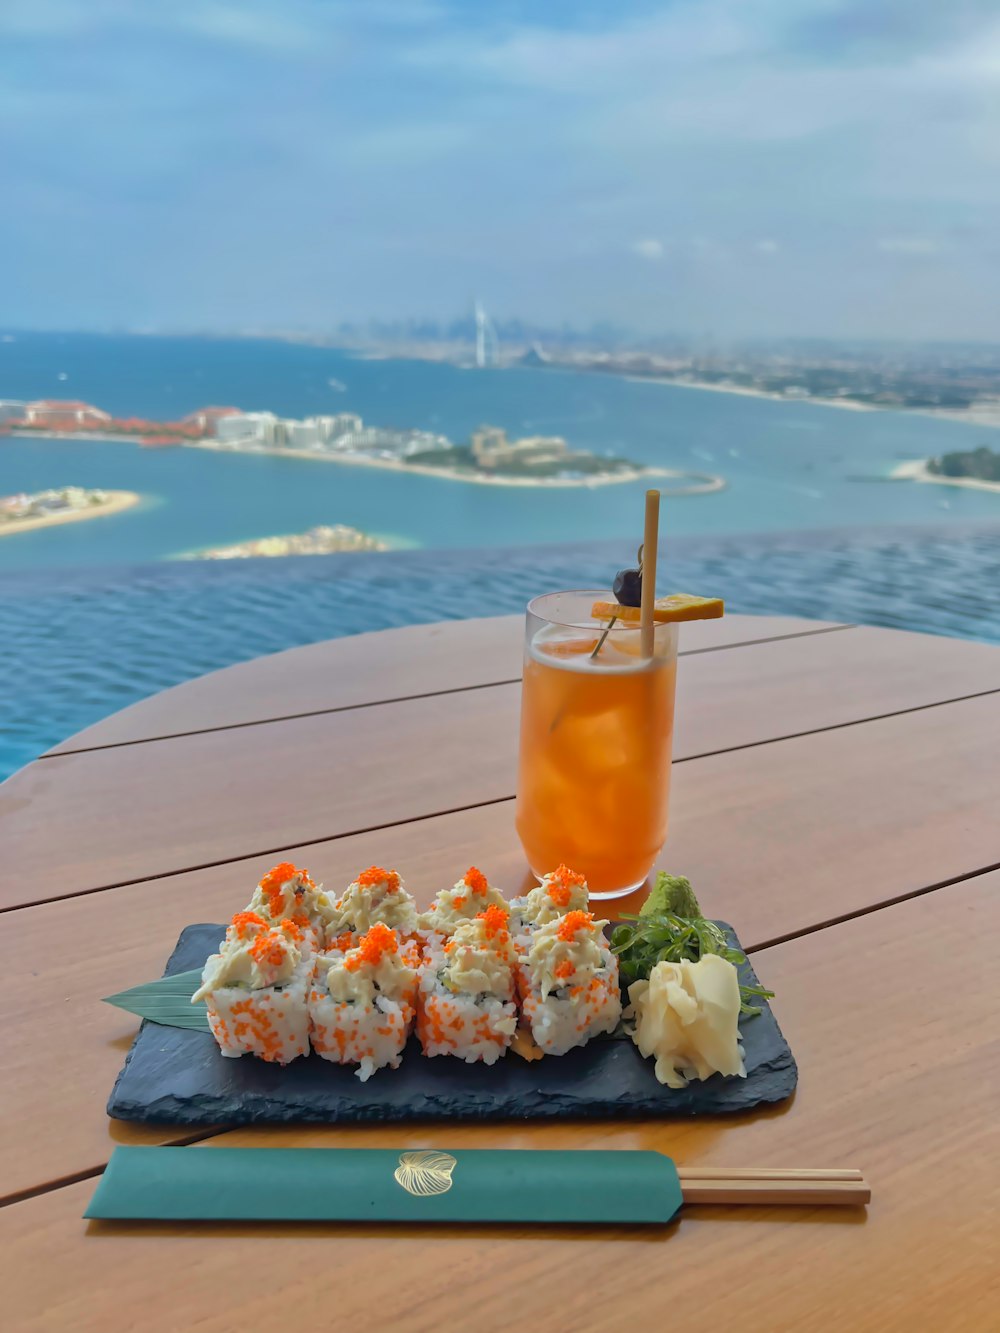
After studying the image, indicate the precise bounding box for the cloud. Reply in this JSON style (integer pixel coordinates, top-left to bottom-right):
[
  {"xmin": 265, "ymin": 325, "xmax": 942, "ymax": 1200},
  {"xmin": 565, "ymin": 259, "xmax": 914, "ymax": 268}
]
[
  {"xmin": 877, "ymin": 236, "xmax": 942, "ymax": 255},
  {"xmin": 2, "ymin": 0, "xmax": 1000, "ymax": 338}
]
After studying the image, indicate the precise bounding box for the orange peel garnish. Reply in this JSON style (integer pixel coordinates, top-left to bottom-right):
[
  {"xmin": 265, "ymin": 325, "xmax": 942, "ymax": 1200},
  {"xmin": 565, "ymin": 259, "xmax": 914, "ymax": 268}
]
[{"xmin": 591, "ymin": 594, "xmax": 724, "ymax": 623}]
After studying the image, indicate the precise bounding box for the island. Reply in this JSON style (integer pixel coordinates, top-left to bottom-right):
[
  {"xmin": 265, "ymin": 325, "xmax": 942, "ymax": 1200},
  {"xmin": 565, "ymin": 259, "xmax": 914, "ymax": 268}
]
[
  {"xmin": 893, "ymin": 448, "xmax": 1000, "ymax": 495},
  {"xmin": 402, "ymin": 424, "xmax": 686, "ymax": 487},
  {"xmin": 0, "ymin": 486, "xmax": 139, "ymax": 537},
  {"xmin": 185, "ymin": 524, "xmax": 387, "ymax": 560},
  {"xmin": 927, "ymin": 446, "xmax": 1000, "ymax": 483},
  {"xmin": 8, "ymin": 399, "xmax": 721, "ymax": 492},
  {"xmin": 193, "ymin": 413, "xmax": 680, "ymax": 488}
]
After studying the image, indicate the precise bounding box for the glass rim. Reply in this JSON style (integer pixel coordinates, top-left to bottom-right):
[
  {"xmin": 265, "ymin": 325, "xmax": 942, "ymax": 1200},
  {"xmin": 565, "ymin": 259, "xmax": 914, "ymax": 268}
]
[{"xmin": 526, "ymin": 588, "xmax": 674, "ymax": 633}]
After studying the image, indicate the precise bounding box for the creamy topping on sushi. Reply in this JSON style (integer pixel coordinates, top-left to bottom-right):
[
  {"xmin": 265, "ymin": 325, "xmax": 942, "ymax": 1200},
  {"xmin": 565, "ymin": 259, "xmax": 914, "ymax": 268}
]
[
  {"xmin": 419, "ymin": 866, "xmax": 508, "ymax": 934},
  {"xmin": 517, "ymin": 864, "xmax": 589, "ymax": 927},
  {"xmin": 248, "ymin": 862, "xmax": 328, "ymax": 929},
  {"xmin": 441, "ymin": 906, "xmax": 516, "ymax": 995},
  {"xmin": 320, "ymin": 923, "xmax": 417, "ymax": 1004},
  {"xmin": 628, "ymin": 954, "xmax": 746, "ymax": 1089},
  {"xmin": 320, "ymin": 865, "xmax": 418, "ymax": 937},
  {"xmin": 525, "ymin": 910, "xmax": 610, "ymax": 1000},
  {"xmin": 223, "ymin": 910, "xmax": 268, "ymax": 944},
  {"xmin": 193, "ymin": 919, "xmax": 304, "ymax": 1001}
]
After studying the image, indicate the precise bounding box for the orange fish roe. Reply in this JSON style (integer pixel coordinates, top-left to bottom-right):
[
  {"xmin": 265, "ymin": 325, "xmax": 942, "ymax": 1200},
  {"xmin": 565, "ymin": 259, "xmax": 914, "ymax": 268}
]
[
  {"xmin": 464, "ymin": 866, "xmax": 489, "ymax": 894},
  {"xmin": 557, "ymin": 910, "xmax": 595, "ymax": 943},
  {"xmin": 477, "ymin": 904, "xmax": 510, "ymax": 940},
  {"xmin": 230, "ymin": 910, "xmax": 266, "ymax": 940},
  {"xmin": 344, "ymin": 922, "xmax": 399, "ymax": 971},
  {"xmin": 330, "ymin": 931, "xmax": 354, "ymax": 952},
  {"xmin": 356, "ymin": 865, "xmax": 400, "ymax": 892},
  {"xmin": 259, "ymin": 861, "xmax": 313, "ymax": 914},
  {"xmin": 554, "ymin": 960, "xmax": 576, "ymax": 980},
  {"xmin": 551, "ymin": 864, "xmax": 586, "ymax": 888},
  {"xmin": 451, "ymin": 895, "xmax": 467, "ymax": 910},
  {"xmin": 280, "ymin": 919, "xmax": 303, "ymax": 942},
  {"xmin": 260, "ymin": 862, "xmax": 297, "ymax": 894},
  {"xmin": 545, "ymin": 866, "xmax": 586, "ymax": 907},
  {"xmin": 248, "ymin": 930, "xmax": 292, "ymax": 969}
]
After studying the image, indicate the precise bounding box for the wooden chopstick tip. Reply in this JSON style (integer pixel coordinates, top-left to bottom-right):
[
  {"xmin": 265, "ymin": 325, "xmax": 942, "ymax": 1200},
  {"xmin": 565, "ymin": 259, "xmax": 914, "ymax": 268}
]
[{"xmin": 676, "ymin": 1167, "xmax": 871, "ymax": 1208}]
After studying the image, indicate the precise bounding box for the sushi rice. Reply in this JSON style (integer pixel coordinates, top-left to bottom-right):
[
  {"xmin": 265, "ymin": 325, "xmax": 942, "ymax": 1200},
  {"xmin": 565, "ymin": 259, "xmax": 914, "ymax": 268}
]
[
  {"xmin": 309, "ymin": 923, "xmax": 418, "ymax": 1081},
  {"xmin": 517, "ymin": 910, "xmax": 622, "ymax": 1055},
  {"xmin": 193, "ymin": 913, "xmax": 311, "ymax": 1064},
  {"xmin": 417, "ymin": 905, "xmax": 518, "ymax": 1064},
  {"xmin": 194, "ymin": 861, "xmax": 624, "ymax": 1071}
]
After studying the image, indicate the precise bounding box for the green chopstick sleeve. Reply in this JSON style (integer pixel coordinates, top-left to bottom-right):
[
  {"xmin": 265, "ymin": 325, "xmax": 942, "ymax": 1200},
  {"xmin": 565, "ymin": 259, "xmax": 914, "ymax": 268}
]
[{"xmin": 85, "ymin": 1146, "xmax": 683, "ymax": 1225}]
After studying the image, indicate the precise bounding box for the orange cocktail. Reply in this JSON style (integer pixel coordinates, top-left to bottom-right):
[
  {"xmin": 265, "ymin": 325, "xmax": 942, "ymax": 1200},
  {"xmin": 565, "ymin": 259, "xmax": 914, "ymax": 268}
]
[{"xmin": 515, "ymin": 590, "xmax": 678, "ymax": 899}]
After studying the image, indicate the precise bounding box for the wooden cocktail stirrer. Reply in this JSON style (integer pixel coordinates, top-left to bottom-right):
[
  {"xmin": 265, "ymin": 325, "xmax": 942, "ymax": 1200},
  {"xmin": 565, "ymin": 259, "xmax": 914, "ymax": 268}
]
[
  {"xmin": 591, "ymin": 489, "xmax": 660, "ymax": 662},
  {"xmin": 640, "ymin": 487, "xmax": 660, "ymax": 658}
]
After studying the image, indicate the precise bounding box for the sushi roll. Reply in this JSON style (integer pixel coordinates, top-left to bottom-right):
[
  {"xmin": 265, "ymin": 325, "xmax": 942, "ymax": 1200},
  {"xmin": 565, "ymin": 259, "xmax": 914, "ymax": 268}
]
[
  {"xmin": 319, "ymin": 865, "xmax": 418, "ymax": 948},
  {"xmin": 246, "ymin": 861, "xmax": 328, "ymax": 952},
  {"xmin": 417, "ymin": 905, "xmax": 518, "ymax": 1064},
  {"xmin": 193, "ymin": 913, "xmax": 311, "ymax": 1064},
  {"xmin": 418, "ymin": 866, "xmax": 509, "ymax": 940},
  {"xmin": 509, "ymin": 864, "xmax": 589, "ymax": 941},
  {"xmin": 517, "ymin": 910, "xmax": 622, "ymax": 1056},
  {"xmin": 309, "ymin": 923, "xmax": 419, "ymax": 1081}
]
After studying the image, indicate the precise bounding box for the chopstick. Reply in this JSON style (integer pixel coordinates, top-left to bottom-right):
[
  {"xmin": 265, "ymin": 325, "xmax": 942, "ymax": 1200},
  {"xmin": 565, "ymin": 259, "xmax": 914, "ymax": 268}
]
[{"xmin": 677, "ymin": 1166, "xmax": 870, "ymax": 1208}]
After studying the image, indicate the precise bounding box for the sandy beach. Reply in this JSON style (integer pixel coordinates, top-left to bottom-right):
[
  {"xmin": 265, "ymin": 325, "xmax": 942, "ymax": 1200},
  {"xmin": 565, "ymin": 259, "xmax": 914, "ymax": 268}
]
[
  {"xmin": 891, "ymin": 460, "xmax": 1000, "ymax": 495},
  {"xmin": 624, "ymin": 375, "xmax": 881, "ymax": 413},
  {"xmin": 608, "ymin": 371, "xmax": 1000, "ymax": 430},
  {"xmin": 0, "ymin": 490, "xmax": 141, "ymax": 538}
]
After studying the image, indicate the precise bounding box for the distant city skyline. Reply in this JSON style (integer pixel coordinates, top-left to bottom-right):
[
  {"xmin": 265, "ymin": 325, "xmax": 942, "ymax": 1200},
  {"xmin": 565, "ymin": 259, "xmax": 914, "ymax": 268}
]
[{"xmin": 2, "ymin": 1, "xmax": 999, "ymax": 341}]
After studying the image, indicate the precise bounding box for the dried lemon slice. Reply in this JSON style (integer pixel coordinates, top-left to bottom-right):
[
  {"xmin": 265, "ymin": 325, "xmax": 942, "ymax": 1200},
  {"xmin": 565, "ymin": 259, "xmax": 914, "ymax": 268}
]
[{"xmin": 591, "ymin": 594, "xmax": 724, "ymax": 623}]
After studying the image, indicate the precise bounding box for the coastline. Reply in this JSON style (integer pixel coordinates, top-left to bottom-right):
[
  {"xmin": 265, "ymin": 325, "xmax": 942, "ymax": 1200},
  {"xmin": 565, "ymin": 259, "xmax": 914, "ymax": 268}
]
[
  {"xmin": 11, "ymin": 430, "xmax": 723, "ymax": 493},
  {"xmin": 10, "ymin": 429, "xmax": 148, "ymax": 443},
  {"xmin": 0, "ymin": 490, "xmax": 141, "ymax": 538},
  {"xmin": 593, "ymin": 369, "xmax": 1000, "ymax": 429},
  {"xmin": 891, "ymin": 459, "xmax": 1000, "ymax": 495},
  {"xmin": 328, "ymin": 345, "xmax": 1000, "ymax": 430},
  {"xmin": 625, "ymin": 375, "xmax": 878, "ymax": 414},
  {"xmin": 186, "ymin": 439, "xmax": 725, "ymax": 493}
]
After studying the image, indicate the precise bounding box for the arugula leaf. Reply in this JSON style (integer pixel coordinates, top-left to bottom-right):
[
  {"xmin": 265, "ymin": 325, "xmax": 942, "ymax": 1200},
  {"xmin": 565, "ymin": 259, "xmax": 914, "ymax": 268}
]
[{"xmin": 612, "ymin": 873, "xmax": 774, "ymax": 1017}]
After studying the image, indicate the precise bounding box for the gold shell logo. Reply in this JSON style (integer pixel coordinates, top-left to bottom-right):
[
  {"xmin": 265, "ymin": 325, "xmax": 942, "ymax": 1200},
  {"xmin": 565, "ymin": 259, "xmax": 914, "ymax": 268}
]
[{"xmin": 394, "ymin": 1150, "xmax": 457, "ymax": 1197}]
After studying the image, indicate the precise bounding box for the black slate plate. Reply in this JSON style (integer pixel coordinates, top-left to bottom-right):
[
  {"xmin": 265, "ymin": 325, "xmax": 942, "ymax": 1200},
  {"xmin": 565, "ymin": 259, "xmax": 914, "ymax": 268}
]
[{"xmin": 107, "ymin": 923, "xmax": 797, "ymax": 1125}]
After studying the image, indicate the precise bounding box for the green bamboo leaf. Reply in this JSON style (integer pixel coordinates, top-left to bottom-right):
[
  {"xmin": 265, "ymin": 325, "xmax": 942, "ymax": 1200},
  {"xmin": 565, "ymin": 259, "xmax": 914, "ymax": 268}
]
[{"xmin": 103, "ymin": 969, "xmax": 210, "ymax": 1031}]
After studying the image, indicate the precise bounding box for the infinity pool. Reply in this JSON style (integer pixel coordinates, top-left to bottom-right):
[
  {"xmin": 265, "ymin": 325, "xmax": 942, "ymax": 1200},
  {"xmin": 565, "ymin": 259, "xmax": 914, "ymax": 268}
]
[{"xmin": 3, "ymin": 523, "xmax": 999, "ymax": 780}]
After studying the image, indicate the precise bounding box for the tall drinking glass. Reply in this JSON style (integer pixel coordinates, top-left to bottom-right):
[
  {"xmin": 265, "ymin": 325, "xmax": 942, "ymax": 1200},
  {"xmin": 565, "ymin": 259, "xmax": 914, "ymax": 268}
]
[{"xmin": 515, "ymin": 590, "xmax": 679, "ymax": 900}]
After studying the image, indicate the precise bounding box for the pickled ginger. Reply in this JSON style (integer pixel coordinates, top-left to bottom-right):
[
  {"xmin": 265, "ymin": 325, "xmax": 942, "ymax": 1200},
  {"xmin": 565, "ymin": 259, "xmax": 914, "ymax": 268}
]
[{"xmin": 628, "ymin": 953, "xmax": 747, "ymax": 1089}]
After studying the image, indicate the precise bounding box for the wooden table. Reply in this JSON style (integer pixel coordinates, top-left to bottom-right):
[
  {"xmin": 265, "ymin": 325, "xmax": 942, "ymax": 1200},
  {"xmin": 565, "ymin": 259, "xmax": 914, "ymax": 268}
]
[{"xmin": 3, "ymin": 613, "xmax": 999, "ymax": 1332}]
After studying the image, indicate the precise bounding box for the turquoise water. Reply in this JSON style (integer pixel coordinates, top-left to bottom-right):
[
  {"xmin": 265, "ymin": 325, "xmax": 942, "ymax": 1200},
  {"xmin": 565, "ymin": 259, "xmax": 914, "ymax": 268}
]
[{"xmin": 2, "ymin": 332, "xmax": 1000, "ymax": 571}]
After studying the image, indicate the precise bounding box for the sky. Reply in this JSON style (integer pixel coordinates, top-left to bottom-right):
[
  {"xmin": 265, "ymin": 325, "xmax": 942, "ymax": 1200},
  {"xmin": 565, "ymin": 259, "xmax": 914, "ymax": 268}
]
[{"xmin": 2, "ymin": 0, "xmax": 999, "ymax": 341}]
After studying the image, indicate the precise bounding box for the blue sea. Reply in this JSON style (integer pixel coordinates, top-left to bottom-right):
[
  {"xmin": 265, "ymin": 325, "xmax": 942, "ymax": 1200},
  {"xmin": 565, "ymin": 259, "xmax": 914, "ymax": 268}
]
[
  {"xmin": 2, "ymin": 331, "xmax": 1000, "ymax": 779},
  {"xmin": 3, "ymin": 331, "xmax": 1000, "ymax": 570}
]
